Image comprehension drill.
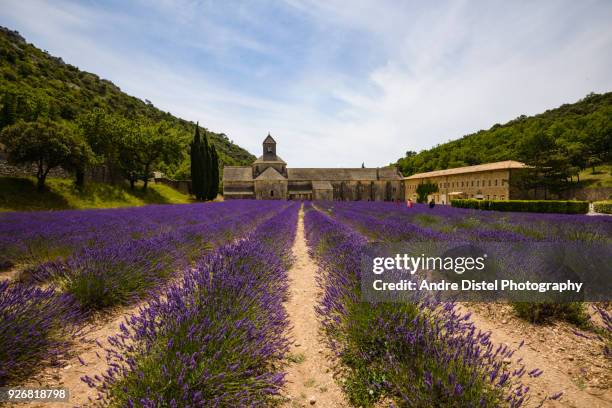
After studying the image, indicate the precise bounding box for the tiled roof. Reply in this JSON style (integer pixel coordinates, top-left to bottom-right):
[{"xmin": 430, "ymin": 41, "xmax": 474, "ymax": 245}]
[
  {"xmin": 287, "ymin": 167, "xmax": 401, "ymax": 181},
  {"xmin": 223, "ymin": 166, "xmax": 252, "ymax": 181},
  {"xmin": 404, "ymin": 161, "xmax": 530, "ymax": 179},
  {"xmin": 255, "ymin": 167, "xmax": 287, "ymax": 181},
  {"xmin": 253, "ymin": 155, "xmax": 286, "ymax": 164}
]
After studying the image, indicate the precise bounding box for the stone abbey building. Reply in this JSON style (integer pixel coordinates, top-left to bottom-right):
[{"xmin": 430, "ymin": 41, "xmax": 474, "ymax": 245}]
[{"xmin": 223, "ymin": 135, "xmax": 404, "ymax": 201}]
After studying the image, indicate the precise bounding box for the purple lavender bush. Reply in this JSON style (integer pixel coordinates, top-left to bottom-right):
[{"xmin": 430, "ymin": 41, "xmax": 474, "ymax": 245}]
[
  {"xmin": 11, "ymin": 201, "xmax": 288, "ymax": 311},
  {"xmin": 304, "ymin": 204, "xmax": 531, "ymax": 407},
  {"xmin": 0, "ymin": 200, "xmax": 285, "ymax": 280},
  {"xmin": 0, "ymin": 280, "xmax": 83, "ymax": 386},
  {"xmin": 84, "ymin": 203, "xmax": 298, "ymax": 406}
]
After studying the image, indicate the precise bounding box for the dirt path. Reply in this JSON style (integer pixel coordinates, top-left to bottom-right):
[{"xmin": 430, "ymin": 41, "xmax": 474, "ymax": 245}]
[
  {"xmin": 23, "ymin": 304, "xmax": 142, "ymax": 408},
  {"xmin": 282, "ymin": 206, "xmax": 348, "ymax": 408},
  {"xmin": 462, "ymin": 303, "xmax": 611, "ymax": 408}
]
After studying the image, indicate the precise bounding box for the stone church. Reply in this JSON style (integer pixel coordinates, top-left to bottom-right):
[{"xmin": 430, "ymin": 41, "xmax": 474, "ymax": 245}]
[{"xmin": 223, "ymin": 134, "xmax": 404, "ymax": 201}]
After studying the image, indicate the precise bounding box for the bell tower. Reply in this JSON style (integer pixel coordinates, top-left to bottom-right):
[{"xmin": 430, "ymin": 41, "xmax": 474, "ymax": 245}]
[{"xmin": 263, "ymin": 133, "xmax": 276, "ymax": 160}]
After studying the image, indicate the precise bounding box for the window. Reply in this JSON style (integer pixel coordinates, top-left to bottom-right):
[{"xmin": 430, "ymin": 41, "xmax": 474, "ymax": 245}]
[
  {"xmin": 267, "ymin": 146, "xmax": 272, "ymax": 152},
  {"xmin": 488, "ymin": 180, "xmax": 491, "ymax": 186},
  {"xmin": 495, "ymin": 180, "xmax": 498, "ymax": 186},
  {"xmin": 482, "ymin": 180, "xmax": 485, "ymax": 186},
  {"xmin": 486, "ymin": 195, "xmax": 490, "ymax": 200},
  {"xmin": 270, "ymin": 190, "xmax": 274, "ymax": 197},
  {"xmin": 493, "ymin": 195, "xmax": 497, "ymax": 200},
  {"xmin": 471, "ymin": 181, "xmax": 474, "ymax": 187},
  {"xmin": 476, "ymin": 180, "xmax": 479, "ymax": 187},
  {"xmin": 500, "ymin": 195, "xmax": 505, "ymax": 200}
]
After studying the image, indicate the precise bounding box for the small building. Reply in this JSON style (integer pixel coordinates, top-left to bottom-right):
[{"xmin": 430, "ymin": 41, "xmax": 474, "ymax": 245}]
[
  {"xmin": 404, "ymin": 160, "xmax": 532, "ymax": 204},
  {"xmin": 223, "ymin": 134, "xmax": 404, "ymax": 201}
]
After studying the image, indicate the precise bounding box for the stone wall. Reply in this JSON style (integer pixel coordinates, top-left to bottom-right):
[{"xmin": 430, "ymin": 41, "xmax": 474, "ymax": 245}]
[
  {"xmin": 0, "ymin": 157, "xmax": 71, "ymax": 179},
  {"xmin": 154, "ymin": 177, "xmax": 192, "ymax": 195},
  {"xmin": 330, "ymin": 180, "xmax": 403, "ymax": 201},
  {"xmin": 254, "ymin": 179, "xmax": 287, "ymax": 199},
  {"xmin": 313, "ymin": 188, "xmax": 332, "ymax": 201},
  {"xmin": 559, "ymin": 187, "xmax": 612, "ymax": 202}
]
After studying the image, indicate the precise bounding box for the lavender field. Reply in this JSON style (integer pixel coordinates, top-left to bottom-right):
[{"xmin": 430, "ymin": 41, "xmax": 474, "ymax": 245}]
[{"xmin": 0, "ymin": 201, "xmax": 610, "ymax": 407}]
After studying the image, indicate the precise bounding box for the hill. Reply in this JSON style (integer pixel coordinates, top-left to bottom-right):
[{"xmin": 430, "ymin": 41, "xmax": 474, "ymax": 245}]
[
  {"xmin": 397, "ymin": 92, "xmax": 612, "ymax": 180},
  {"xmin": 0, "ymin": 26, "xmax": 255, "ymax": 178}
]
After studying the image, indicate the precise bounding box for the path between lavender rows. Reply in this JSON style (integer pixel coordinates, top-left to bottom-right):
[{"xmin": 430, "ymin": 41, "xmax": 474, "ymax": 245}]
[{"xmin": 281, "ymin": 206, "xmax": 348, "ymax": 408}]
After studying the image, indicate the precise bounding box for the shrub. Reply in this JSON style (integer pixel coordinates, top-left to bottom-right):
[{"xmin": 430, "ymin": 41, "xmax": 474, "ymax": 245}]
[
  {"xmin": 0, "ymin": 281, "xmax": 83, "ymax": 386},
  {"xmin": 451, "ymin": 199, "xmax": 588, "ymax": 214},
  {"xmin": 49, "ymin": 235, "xmax": 183, "ymax": 310},
  {"xmin": 512, "ymin": 302, "xmax": 590, "ymax": 327},
  {"xmin": 593, "ymin": 200, "xmax": 612, "ymax": 214},
  {"xmin": 416, "ymin": 182, "xmax": 438, "ymax": 203}
]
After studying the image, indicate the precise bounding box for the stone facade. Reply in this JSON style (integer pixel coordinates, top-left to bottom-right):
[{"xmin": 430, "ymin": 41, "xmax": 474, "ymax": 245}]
[
  {"xmin": 223, "ymin": 135, "xmax": 404, "ymax": 201},
  {"xmin": 404, "ymin": 161, "xmax": 532, "ymax": 204}
]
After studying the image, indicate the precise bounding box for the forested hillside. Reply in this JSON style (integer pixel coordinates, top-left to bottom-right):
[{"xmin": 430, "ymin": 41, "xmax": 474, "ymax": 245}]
[
  {"xmin": 397, "ymin": 92, "xmax": 611, "ymax": 180},
  {"xmin": 0, "ymin": 26, "xmax": 254, "ymax": 180}
]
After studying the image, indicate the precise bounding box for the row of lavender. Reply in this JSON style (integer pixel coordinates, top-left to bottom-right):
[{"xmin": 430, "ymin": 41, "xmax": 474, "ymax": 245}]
[
  {"xmin": 317, "ymin": 201, "xmax": 612, "ymax": 244},
  {"xmin": 0, "ymin": 201, "xmax": 283, "ymax": 271},
  {"xmin": 0, "ymin": 201, "xmax": 290, "ymax": 386},
  {"xmin": 84, "ymin": 203, "xmax": 300, "ymax": 406},
  {"xmin": 304, "ymin": 203, "xmax": 539, "ymax": 407}
]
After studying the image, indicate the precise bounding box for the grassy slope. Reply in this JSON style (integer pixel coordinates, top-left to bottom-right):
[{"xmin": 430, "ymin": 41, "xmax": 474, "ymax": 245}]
[
  {"xmin": 0, "ymin": 26, "xmax": 255, "ymax": 173},
  {"xmin": 0, "ymin": 177, "xmax": 193, "ymax": 212},
  {"xmin": 576, "ymin": 164, "xmax": 612, "ymax": 188}
]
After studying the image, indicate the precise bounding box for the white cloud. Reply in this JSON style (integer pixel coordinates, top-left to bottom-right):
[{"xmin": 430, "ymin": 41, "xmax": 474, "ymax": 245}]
[{"xmin": 1, "ymin": 0, "xmax": 611, "ymax": 167}]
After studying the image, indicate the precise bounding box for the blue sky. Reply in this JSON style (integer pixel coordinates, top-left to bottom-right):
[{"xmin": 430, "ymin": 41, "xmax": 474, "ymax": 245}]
[{"xmin": 1, "ymin": 0, "xmax": 612, "ymax": 167}]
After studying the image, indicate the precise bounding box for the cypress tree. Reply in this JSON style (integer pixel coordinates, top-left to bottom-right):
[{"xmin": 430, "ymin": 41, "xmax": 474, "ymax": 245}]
[
  {"xmin": 190, "ymin": 123, "xmax": 205, "ymax": 200},
  {"xmin": 208, "ymin": 145, "xmax": 219, "ymax": 200},
  {"xmin": 201, "ymin": 131, "xmax": 211, "ymax": 200}
]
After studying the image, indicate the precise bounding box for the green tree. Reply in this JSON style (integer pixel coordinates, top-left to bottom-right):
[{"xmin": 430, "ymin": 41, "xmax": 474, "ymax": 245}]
[
  {"xmin": 60, "ymin": 124, "xmax": 95, "ymax": 189},
  {"xmin": 118, "ymin": 119, "xmax": 181, "ymax": 190},
  {"xmin": 0, "ymin": 92, "xmax": 17, "ymax": 129},
  {"xmin": 207, "ymin": 144, "xmax": 219, "ymax": 200},
  {"xmin": 416, "ymin": 182, "xmax": 438, "ymax": 203},
  {"xmin": 190, "ymin": 123, "xmax": 206, "ymax": 200},
  {"xmin": 0, "ymin": 119, "xmax": 85, "ymax": 191},
  {"xmin": 517, "ymin": 127, "xmax": 573, "ymax": 198},
  {"xmin": 78, "ymin": 109, "xmax": 129, "ymax": 184},
  {"xmin": 201, "ymin": 131, "xmax": 211, "ymax": 199}
]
